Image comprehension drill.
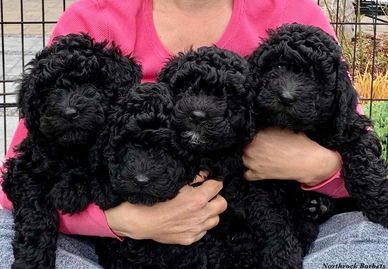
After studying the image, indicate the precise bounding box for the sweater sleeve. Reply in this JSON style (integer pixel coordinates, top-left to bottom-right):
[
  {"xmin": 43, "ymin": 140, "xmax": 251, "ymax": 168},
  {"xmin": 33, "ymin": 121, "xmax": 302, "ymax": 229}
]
[
  {"xmin": 0, "ymin": 120, "xmax": 28, "ymax": 210},
  {"xmin": 281, "ymin": 0, "xmax": 357, "ymax": 198},
  {"xmin": 0, "ymin": 0, "xmax": 120, "ymax": 239}
]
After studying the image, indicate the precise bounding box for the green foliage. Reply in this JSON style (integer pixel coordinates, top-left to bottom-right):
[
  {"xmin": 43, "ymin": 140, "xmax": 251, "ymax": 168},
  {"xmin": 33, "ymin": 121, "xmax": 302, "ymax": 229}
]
[{"xmin": 363, "ymin": 101, "xmax": 388, "ymax": 160}]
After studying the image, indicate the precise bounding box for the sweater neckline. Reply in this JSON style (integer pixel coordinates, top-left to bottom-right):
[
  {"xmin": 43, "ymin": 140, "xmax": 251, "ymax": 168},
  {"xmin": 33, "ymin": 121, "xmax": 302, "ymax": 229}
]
[{"xmin": 145, "ymin": 0, "xmax": 243, "ymax": 58}]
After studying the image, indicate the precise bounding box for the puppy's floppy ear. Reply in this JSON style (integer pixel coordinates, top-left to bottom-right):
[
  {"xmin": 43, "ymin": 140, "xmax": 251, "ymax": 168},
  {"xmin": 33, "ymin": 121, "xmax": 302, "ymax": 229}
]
[
  {"xmin": 17, "ymin": 43, "xmax": 68, "ymax": 134},
  {"xmin": 17, "ymin": 69, "xmax": 43, "ymax": 135},
  {"xmin": 332, "ymin": 60, "xmax": 370, "ymax": 138},
  {"xmin": 246, "ymin": 40, "xmax": 277, "ymax": 96}
]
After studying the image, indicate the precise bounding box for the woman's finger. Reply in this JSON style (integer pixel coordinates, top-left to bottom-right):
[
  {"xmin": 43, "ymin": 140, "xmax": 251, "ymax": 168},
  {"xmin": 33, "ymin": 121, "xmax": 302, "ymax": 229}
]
[
  {"xmin": 204, "ymin": 195, "xmax": 227, "ymax": 217},
  {"xmin": 192, "ymin": 231, "xmax": 207, "ymax": 244},
  {"xmin": 202, "ymin": 216, "xmax": 220, "ymax": 231},
  {"xmin": 195, "ymin": 180, "xmax": 223, "ymax": 201}
]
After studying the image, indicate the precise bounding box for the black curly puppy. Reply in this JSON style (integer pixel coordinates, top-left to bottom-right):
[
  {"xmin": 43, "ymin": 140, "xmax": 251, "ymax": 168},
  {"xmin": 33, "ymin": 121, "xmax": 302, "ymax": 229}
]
[
  {"xmin": 157, "ymin": 46, "xmax": 312, "ymax": 269},
  {"xmin": 104, "ymin": 82, "xmax": 189, "ymax": 206},
  {"xmin": 158, "ymin": 46, "xmax": 255, "ymax": 173},
  {"xmin": 1, "ymin": 33, "xmax": 141, "ymax": 269},
  {"xmin": 248, "ymin": 23, "xmax": 387, "ymax": 227}
]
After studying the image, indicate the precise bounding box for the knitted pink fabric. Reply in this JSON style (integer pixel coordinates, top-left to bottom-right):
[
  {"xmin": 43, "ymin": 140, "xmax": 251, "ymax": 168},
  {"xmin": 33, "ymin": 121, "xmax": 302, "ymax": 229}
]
[{"xmin": 1, "ymin": 0, "xmax": 353, "ymax": 238}]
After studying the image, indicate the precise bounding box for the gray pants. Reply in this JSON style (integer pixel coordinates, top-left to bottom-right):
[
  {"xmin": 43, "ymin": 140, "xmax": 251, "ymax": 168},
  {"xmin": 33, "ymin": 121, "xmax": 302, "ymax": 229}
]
[
  {"xmin": 1, "ymin": 209, "xmax": 387, "ymax": 269},
  {"xmin": 0, "ymin": 209, "xmax": 101, "ymax": 269}
]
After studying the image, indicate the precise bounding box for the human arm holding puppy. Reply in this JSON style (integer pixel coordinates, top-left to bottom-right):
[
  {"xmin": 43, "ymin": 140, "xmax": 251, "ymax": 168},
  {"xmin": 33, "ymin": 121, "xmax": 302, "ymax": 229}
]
[
  {"xmin": 105, "ymin": 177, "xmax": 226, "ymax": 245},
  {"xmin": 243, "ymin": 128, "xmax": 345, "ymax": 194}
]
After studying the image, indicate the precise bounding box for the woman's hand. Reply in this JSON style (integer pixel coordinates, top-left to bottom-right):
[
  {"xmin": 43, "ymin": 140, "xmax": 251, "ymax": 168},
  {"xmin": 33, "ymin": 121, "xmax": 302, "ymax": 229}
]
[
  {"xmin": 243, "ymin": 128, "xmax": 341, "ymax": 186},
  {"xmin": 104, "ymin": 173, "xmax": 227, "ymax": 245}
]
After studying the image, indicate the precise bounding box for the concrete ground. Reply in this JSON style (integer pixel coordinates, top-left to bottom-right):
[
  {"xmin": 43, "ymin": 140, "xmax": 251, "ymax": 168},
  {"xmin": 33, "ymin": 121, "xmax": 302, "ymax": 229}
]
[{"xmin": 0, "ymin": 0, "xmax": 387, "ymax": 160}]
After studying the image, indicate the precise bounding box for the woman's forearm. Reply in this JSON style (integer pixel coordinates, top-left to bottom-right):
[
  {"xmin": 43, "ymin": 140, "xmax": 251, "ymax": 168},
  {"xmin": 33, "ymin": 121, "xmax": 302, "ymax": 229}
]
[
  {"xmin": 105, "ymin": 179, "xmax": 227, "ymax": 245},
  {"xmin": 242, "ymin": 128, "xmax": 349, "ymax": 198},
  {"xmin": 298, "ymin": 146, "xmax": 342, "ymax": 187}
]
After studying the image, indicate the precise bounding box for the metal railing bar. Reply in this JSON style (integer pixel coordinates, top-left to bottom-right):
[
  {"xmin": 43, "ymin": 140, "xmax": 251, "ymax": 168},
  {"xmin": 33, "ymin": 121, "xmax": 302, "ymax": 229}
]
[
  {"xmin": 0, "ymin": 20, "xmax": 57, "ymax": 24},
  {"xmin": 42, "ymin": 0, "xmax": 46, "ymax": 47},
  {"xmin": 1, "ymin": 0, "xmax": 7, "ymax": 154}
]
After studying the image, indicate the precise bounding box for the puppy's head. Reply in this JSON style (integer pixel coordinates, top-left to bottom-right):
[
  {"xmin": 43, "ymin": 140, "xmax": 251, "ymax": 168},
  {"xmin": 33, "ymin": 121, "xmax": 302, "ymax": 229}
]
[
  {"xmin": 18, "ymin": 33, "xmax": 141, "ymax": 148},
  {"xmin": 106, "ymin": 83, "xmax": 189, "ymax": 205},
  {"xmin": 158, "ymin": 46, "xmax": 254, "ymax": 152},
  {"xmin": 110, "ymin": 135, "xmax": 187, "ymax": 205},
  {"xmin": 248, "ymin": 24, "xmax": 359, "ymax": 133}
]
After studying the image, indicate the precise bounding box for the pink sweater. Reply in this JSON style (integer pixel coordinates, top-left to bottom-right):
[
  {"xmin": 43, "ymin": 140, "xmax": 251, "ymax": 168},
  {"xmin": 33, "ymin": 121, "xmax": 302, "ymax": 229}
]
[{"xmin": 0, "ymin": 0, "xmax": 351, "ymax": 239}]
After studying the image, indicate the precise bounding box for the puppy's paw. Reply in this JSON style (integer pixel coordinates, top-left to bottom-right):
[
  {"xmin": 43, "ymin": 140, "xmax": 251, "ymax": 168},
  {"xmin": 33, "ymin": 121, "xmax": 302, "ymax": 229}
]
[{"xmin": 302, "ymin": 195, "xmax": 332, "ymax": 222}]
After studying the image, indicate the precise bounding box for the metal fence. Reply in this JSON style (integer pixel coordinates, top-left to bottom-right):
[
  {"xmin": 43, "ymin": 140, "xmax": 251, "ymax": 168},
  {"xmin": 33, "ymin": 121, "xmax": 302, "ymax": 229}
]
[{"xmin": 0, "ymin": 0, "xmax": 387, "ymax": 159}]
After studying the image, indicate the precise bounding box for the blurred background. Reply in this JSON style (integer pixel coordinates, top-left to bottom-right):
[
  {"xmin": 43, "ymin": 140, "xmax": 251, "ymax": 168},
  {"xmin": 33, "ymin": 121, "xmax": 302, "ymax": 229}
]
[{"xmin": 0, "ymin": 0, "xmax": 387, "ymax": 160}]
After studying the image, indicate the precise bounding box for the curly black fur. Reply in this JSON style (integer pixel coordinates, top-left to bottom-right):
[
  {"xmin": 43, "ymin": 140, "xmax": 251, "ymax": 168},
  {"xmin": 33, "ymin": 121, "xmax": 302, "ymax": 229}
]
[
  {"xmin": 159, "ymin": 46, "xmax": 328, "ymax": 269},
  {"xmin": 160, "ymin": 46, "xmax": 342, "ymax": 268},
  {"xmin": 95, "ymin": 45, "xmax": 324, "ymax": 269},
  {"xmin": 104, "ymin": 82, "xmax": 191, "ymax": 206},
  {"xmin": 94, "ymin": 47, "xmax": 257, "ymax": 269},
  {"xmin": 1, "ymin": 33, "xmax": 141, "ymax": 269},
  {"xmin": 158, "ymin": 46, "xmax": 255, "ymax": 154},
  {"xmin": 96, "ymin": 46, "xmax": 310, "ymax": 269},
  {"xmin": 94, "ymin": 82, "xmax": 219, "ymax": 269},
  {"xmin": 247, "ymin": 23, "xmax": 387, "ymax": 227},
  {"xmin": 94, "ymin": 41, "xmax": 365, "ymax": 269}
]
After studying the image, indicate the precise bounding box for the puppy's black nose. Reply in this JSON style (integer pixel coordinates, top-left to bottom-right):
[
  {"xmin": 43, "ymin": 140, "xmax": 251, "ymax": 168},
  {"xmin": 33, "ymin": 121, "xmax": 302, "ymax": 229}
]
[
  {"xmin": 190, "ymin": 110, "xmax": 207, "ymax": 122},
  {"xmin": 278, "ymin": 91, "xmax": 296, "ymax": 104},
  {"xmin": 64, "ymin": 107, "xmax": 79, "ymax": 119},
  {"xmin": 134, "ymin": 175, "xmax": 150, "ymax": 185}
]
